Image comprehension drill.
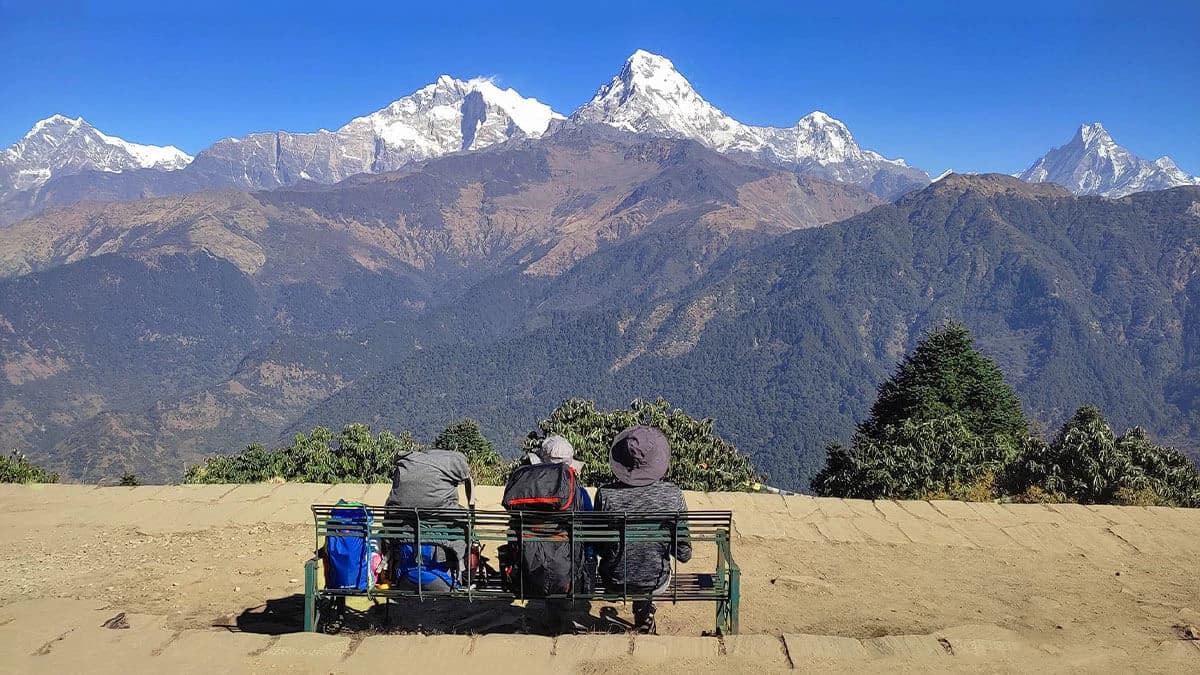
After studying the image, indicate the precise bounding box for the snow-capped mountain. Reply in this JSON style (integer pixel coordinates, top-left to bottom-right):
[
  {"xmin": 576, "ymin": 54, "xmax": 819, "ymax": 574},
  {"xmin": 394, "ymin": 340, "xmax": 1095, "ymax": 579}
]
[
  {"xmin": 0, "ymin": 115, "xmax": 191, "ymax": 199},
  {"xmin": 572, "ymin": 50, "xmax": 928, "ymax": 197},
  {"xmin": 194, "ymin": 76, "xmax": 565, "ymax": 190},
  {"xmin": 1019, "ymin": 123, "xmax": 1200, "ymax": 197}
]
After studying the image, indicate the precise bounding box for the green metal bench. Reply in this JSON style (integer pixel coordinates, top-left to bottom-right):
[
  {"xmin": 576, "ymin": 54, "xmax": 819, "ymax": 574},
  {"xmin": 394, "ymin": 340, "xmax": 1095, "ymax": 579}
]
[{"xmin": 304, "ymin": 504, "xmax": 740, "ymax": 634}]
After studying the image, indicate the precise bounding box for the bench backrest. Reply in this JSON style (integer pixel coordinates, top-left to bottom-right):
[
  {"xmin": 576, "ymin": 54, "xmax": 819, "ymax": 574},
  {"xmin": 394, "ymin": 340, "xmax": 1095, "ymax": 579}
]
[{"xmin": 311, "ymin": 505, "xmax": 732, "ymax": 547}]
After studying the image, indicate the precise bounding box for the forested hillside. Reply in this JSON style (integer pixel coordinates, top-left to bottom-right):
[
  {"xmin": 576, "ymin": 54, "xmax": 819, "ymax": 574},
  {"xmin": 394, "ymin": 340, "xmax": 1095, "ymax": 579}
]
[
  {"xmin": 296, "ymin": 177, "xmax": 1200, "ymax": 488},
  {"xmin": 1, "ymin": 127, "xmax": 880, "ymax": 482}
]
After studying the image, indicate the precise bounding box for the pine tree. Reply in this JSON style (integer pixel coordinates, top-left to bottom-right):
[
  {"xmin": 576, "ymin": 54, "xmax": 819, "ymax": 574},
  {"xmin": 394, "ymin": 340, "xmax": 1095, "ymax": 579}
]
[
  {"xmin": 860, "ymin": 322, "xmax": 1028, "ymax": 445},
  {"xmin": 813, "ymin": 322, "xmax": 1028, "ymax": 499}
]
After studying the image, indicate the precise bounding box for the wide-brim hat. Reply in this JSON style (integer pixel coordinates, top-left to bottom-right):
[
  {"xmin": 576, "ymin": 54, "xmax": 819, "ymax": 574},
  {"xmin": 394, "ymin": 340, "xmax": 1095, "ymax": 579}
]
[{"xmin": 609, "ymin": 425, "xmax": 670, "ymax": 487}]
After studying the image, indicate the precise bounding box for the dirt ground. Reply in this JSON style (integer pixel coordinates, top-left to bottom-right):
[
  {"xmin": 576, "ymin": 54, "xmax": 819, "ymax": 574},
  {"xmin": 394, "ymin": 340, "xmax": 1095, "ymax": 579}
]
[{"xmin": 1, "ymin": 484, "xmax": 1198, "ymax": 673}]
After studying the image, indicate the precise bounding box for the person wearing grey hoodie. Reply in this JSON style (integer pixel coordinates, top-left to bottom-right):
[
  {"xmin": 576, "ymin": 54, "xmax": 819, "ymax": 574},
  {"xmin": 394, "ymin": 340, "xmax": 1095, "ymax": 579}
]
[{"xmin": 594, "ymin": 425, "xmax": 692, "ymax": 633}]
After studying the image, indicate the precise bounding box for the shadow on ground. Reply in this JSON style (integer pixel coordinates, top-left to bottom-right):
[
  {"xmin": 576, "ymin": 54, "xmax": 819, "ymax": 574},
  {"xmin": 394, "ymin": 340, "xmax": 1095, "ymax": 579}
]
[{"xmin": 227, "ymin": 594, "xmax": 629, "ymax": 636}]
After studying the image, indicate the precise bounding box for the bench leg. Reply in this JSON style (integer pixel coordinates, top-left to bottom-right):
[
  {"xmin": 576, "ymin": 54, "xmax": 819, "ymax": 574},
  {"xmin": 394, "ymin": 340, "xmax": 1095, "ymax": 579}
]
[
  {"xmin": 304, "ymin": 557, "xmax": 319, "ymax": 632},
  {"xmin": 729, "ymin": 567, "xmax": 740, "ymax": 635}
]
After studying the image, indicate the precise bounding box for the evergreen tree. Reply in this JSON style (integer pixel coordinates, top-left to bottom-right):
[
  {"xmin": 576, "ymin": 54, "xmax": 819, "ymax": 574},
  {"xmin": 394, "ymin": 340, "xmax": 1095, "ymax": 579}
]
[
  {"xmin": 433, "ymin": 419, "xmax": 506, "ymax": 485},
  {"xmin": 860, "ymin": 322, "xmax": 1028, "ymax": 446},
  {"xmin": 813, "ymin": 322, "xmax": 1028, "ymax": 499}
]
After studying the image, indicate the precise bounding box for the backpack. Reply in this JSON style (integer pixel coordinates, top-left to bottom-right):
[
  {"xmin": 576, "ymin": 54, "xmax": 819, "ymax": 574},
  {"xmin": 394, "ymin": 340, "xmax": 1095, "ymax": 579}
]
[
  {"xmin": 393, "ymin": 543, "xmax": 457, "ymax": 590},
  {"xmin": 323, "ymin": 500, "xmax": 375, "ymax": 591},
  {"xmin": 501, "ymin": 463, "xmax": 585, "ymax": 597}
]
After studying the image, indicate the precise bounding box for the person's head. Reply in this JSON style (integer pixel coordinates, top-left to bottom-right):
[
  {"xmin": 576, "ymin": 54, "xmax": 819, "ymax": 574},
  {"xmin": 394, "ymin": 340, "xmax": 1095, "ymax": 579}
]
[
  {"xmin": 609, "ymin": 425, "xmax": 670, "ymax": 487},
  {"xmin": 531, "ymin": 435, "xmax": 584, "ymax": 473}
]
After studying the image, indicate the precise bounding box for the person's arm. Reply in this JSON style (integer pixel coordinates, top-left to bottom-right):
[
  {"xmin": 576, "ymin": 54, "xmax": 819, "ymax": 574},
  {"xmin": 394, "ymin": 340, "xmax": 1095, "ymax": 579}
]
[
  {"xmin": 672, "ymin": 489, "xmax": 692, "ymax": 563},
  {"xmin": 452, "ymin": 453, "xmax": 476, "ymax": 508},
  {"xmin": 464, "ymin": 476, "xmax": 476, "ymax": 508},
  {"xmin": 593, "ymin": 489, "xmax": 614, "ymax": 560}
]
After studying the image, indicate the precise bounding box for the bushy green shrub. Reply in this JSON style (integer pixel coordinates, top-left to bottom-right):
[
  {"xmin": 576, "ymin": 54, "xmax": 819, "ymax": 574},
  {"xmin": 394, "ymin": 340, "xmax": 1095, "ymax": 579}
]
[
  {"xmin": 525, "ymin": 398, "xmax": 760, "ymax": 491},
  {"xmin": 1008, "ymin": 408, "xmax": 1200, "ymax": 507},
  {"xmin": 184, "ymin": 424, "xmax": 423, "ymax": 483},
  {"xmin": 812, "ymin": 416, "xmax": 1014, "ymax": 499},
  {"xmin": 814, "ymin": 323, "xmax": 1200, "ymax": 506},
  {"xmin": 0, "ymin": 451, "xmax": 60, "ymax": 484}
]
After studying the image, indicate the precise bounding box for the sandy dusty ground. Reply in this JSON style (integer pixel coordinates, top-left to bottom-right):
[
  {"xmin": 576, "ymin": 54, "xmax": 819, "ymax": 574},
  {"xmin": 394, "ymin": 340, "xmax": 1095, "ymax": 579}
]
[{"xmin": 1, "ymin": 484, "xmax": 1198, "ymax": 673}]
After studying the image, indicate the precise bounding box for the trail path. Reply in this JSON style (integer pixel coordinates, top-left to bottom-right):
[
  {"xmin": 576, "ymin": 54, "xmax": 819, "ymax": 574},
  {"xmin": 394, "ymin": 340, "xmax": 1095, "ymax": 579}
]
[{"xmin": 1, "ymin": 484, "xmax": 1198, "ymax": 673}]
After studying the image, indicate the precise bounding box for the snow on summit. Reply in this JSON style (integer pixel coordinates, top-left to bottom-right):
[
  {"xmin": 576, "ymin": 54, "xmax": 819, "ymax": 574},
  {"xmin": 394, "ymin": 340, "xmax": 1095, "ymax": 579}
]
[
  {"xmin": 571, "ymin": 50, "xmax": 928, "ymax": 197},
  {"xmin": 1020, "ymin": 122, "xmax": 1200, "ymax": 197},
  {"xmin": 344, "ymin": 75, "xmax": 563, "ymax": 152},
  {"xmin": 0, "ymin": 114, "xmax": 192, "ymax": 196},
  {"xmin": 190, "ymin": 75, "xmax": 567, "ymax": 190}
]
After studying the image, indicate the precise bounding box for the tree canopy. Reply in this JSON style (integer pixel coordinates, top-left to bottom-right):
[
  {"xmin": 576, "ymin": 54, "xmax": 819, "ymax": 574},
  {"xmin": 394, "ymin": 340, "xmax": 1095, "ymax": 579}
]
[
  {"xmin": 527, "ymin": 397, "xmax": 760, "ymax": 491},
  {"xmin": 432, "ymin": 419, "xmax": 506, "ymax": 486},
  {"xmin": 814, "ymin": 324, "xmax": 1200, "ymax": 506},
  {"xmin": 859, "ymin": 322, "xmax": 1028, "ymax": 445},
  {"xmin": 184, "ymin": 424, "xmax": 422, "ymax": 484},
  {"xmin": 185, "ymin": 420, "xmax": 508, "ymax": 486},
  {"xmin": 1009, "ymin": 407, "xmax": 1200, "ymax": 507}
]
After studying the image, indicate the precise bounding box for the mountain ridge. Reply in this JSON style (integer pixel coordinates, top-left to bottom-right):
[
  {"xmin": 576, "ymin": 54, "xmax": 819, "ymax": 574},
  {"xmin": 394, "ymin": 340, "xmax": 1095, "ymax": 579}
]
[
  {"xmin": 571, "ymin": 50, "xmax": 929, "ymax": 197},
  {"xmin": 1019, "ymin": 122, "xmax": 1200, "ymax": 197},
  {"xmin": 0, "ymin": 50, "xmax": 926, "ymax": 224},
  {"xmin": 0, "ymin": 115, "xmax": 191, "ymax": 200}
]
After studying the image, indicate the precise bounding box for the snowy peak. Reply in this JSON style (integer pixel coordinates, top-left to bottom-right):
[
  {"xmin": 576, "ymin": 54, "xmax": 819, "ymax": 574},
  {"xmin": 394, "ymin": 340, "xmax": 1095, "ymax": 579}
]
[
  {"xmin": 334, "ymin": 74, "xmax": 564, "ymax": 156},
  {"xmin": 1, "ymin": 115, "xmax": 192, "ymax": 196},
  {"xmin": 194, "ymin": 76, "xmax": 566, "ymax": 190},
  {"xmin": 348, "ymin": 75, "xmax": 562, "ymax": 145},
  {"xmin": 571, "ymin": 50, "xmax": 926, "ymax": 197},
  {"xmin": 616, "ymin": 50, "xmax": 697, "ymax": 101},
  {"xmin": 1020, "ymin": 122, "xmax": 1199, "ymax": 197},
  {"xmin": 572, "ymin": 49, "xmax": 744, "ymax": 144},
  {"xmin": 787, "ymin": 111, "xmax": 863, "ymax": 164},
  {"xmin": 1076, "ymin": 122, "xmax": 1113, "ymax": 148}
]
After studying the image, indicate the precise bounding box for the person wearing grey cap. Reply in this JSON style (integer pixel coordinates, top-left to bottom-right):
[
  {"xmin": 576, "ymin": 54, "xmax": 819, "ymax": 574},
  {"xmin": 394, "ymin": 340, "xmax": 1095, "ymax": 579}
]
[
  {"xmin": 594, "ymin": 425, "xmax": 692, "ymax": 634},
  {"xmin": 522, "ymin": 434, "xmax": 595, "ymax": 633},
  {"xmin": 527, "ymin": 435, "xmax": 592, "ymax": 511}
]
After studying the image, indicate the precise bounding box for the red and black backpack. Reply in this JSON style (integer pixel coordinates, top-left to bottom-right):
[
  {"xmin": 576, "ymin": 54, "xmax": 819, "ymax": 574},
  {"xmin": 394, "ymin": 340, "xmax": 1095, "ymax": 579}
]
[{"xmin": 499, "ymin": 463, "xmax": 585, "ymax": 597}]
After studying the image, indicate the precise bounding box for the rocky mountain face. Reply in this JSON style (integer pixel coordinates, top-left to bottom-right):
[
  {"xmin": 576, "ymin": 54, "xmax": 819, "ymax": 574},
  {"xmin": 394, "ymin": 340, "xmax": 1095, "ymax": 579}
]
[
  {"xmin": 0, "ymin": 129, "xmax": 881, "ymax": 481},
  {"xmin": 572, "ymin": 50, "xmax": 929, "ymax": 198},
  {"xmin": 0, "ymin": 115, "xmax": 191, "ymax": 201},
  {"xmin": 1, "ymin": 51, "xmax": 929, "ymax": 226},
  {"xmin": 1019, "ymin": 123, "xmax": 1200, "ymax": 197},
  {"xmin": 0, "ymin": 78, "xmax": 563, "ymax": 226},
  {"xmin": 193, "ymin": 76, "xmax": 564, "ymax": 191}
]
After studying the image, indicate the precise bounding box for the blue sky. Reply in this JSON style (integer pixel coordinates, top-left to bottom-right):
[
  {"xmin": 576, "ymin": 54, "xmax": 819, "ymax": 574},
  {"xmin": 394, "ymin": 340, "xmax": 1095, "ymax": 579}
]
[{"xmin": 2, "ymin": 0, "xmax": 1197, "ymax": 175}]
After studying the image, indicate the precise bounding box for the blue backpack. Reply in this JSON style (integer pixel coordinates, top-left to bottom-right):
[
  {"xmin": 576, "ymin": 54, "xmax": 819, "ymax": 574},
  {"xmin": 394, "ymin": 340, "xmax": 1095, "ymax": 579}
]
[
  {"xmin": 324, "ymin": 501, "xmax": 374, "ymax": 591},
  {"xmin": 393, "ymin": 543, "xmax": 457, "ymax": 590}
]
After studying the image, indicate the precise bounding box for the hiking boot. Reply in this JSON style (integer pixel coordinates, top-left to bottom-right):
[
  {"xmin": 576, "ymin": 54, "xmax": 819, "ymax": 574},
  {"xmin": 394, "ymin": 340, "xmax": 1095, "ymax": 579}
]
[{"xmin": 633, "ymin": 601, "xmax": 657, "ymax": 634}]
